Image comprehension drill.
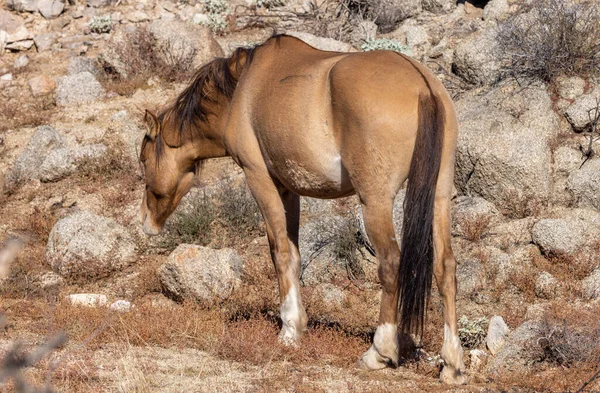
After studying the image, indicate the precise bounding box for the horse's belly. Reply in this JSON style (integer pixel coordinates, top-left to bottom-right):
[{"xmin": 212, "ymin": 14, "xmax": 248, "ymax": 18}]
[{"xmin": 275, "ymin": 156, "xmax": 352, "ymax": 198}]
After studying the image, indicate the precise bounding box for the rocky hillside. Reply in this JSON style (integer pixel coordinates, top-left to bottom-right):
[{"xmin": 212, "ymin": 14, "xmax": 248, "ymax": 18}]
[{"xmin": 1, "ymin": 0, "xmax": 600, "ymax": 392}]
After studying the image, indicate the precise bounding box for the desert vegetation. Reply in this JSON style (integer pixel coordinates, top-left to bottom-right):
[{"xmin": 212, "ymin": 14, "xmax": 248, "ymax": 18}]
[{"xmin": 1, "ymin": 0, "xmax": 600, "ymax": 392}]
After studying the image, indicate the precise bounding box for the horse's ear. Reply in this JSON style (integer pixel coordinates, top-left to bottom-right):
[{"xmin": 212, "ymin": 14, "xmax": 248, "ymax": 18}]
[{"xmin": 144, "ymin": 110, "xmax": 160, "ymax": 140}]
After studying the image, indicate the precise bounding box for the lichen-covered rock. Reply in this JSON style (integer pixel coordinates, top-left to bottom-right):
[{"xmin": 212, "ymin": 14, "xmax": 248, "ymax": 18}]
[
  {"xmin": 47, "ymin": 211, "xmax": 136, "ymax": 280},
  {"xmin": 38, "ymin": 0, "xmax": 64, "ymax": 19},
  {"xmin": 56, "ymin": 71, "xmax": 105, "ymax": 106},
  {"xmin": 567, "ymin": 158, "xmax": 600, "ymax": 210},
  {"xmin": 158, "ymin": 244, "xmax": 243, "ymax": 304},
  {"xmin": 453, "ymin": 28, "xmax": 501, "ymax": 86},
  {"xmin": 483, "ymin": 0, "xmax": 510, "ymax": 21},
  {"xmin": 532, "ymin": 218, "xmax": 589, "ymax": 255},
  {"xmin": 534, "ymin": 271, "xmax": 559, "ymax": 299}
]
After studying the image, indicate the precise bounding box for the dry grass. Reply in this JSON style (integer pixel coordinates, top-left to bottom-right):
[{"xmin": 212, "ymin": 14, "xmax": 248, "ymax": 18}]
[
  {"xmin": 500, "ymin": 189, "xmax": 543, "ymax": 219},
  {"xmin": 0, "ymin": 95, "xmax": 57, "ymax": 133}
]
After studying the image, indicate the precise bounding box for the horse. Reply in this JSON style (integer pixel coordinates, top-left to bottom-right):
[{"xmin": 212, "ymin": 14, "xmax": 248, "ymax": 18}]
[{"xmin": 139, "ymin": 34, "xmax": 465, "ymax": 384}]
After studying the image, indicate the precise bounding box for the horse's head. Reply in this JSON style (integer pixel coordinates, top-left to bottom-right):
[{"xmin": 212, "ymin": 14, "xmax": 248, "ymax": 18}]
[{"xmin": 139, "ymin": 110, "xmax": 200, "ymax": 235}]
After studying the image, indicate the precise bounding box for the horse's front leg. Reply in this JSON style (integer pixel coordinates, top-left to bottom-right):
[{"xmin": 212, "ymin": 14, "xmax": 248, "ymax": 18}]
[{"xmin": 245, "ymin": 169, "xmax": 307, "ymax": 345}]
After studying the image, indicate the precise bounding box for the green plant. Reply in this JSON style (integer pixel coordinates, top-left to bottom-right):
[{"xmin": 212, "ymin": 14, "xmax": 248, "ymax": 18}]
[
  {"xmin": 361, "ymin": 38, "xmax": 411, "ymax": 55},
  {"xmin": 257, "ymin": 0, "xmax": 286, "ymax": 8},
  {"xmin": 497, "ymin": 0, "xmax": 600, "ymax": 83},
  {"xmin": 203, "ymin": 0, "xmax": 228, "ymax": 14},
  {"xmin": 458, "ymin": 315, "xmax": 488, "ymax": 349},
  {"xmin": 89, "ymin": 16, "xmax": 113, "ymax": 34}
]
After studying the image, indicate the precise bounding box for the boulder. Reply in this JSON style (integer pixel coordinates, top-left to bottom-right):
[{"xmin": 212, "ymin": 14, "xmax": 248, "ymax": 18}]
[
  {"xmin": 47, "ymin": 211, "xmax": 136, "ymax": 280},
  {"xmin": 556, "ymin": 76, "xmax": 586, "ymax": 101},
  {"xmin": 453, "ymin": 196, "xmax": 501, "ymax": 239},
  {"xmin": 146, "ymin": 19, "xmax": 223, "ymax": 70},
  {"xmin": 532, "ymin": 218, "xmax": 590, "ymax": 255},
  {"xmin": 486, "ymin": 315, "xmax": 509, "ymax": 355},
  {"xmin": 454, "ymin": 84, "xmax": 557, "ymax": 206},
  {"xmin": 566, "ymin": 158, "xmax": 600, "ymax": 210},
  {"xmin": 453, "ymin": 28, "xmax": 502, "ymax": 86},
  {"xmin": 38, "ymin": 0, "xmax": 65, "ymax": 19},
  {"xmin": 56, "ymin": 71, "xmax": 105, "ymax": 105},
  {"xmin": 4, "ymin": 125, "xmax": 65, "ymax": 190},
  {"xmin": 7, "ymin": 0, "xmax": 39, "ymax": 12},
  {"xmin": 285, "ymin": 31, "xmax": 357, "ymax": 53},
  {"xmin": 13, "ymin": 54, "xmax": 29, "ymax": 69},
  {"xmin": 158, "ymin": 244, "xmax": 243, "ymax": 304},
  {"xmin": 456, "ymin": 259, "xmax": 486, "ymax": 297},
  {"xmin": 28, "ymin": 74, "xmax": 56, "ymax": 96},
  {"xmin": 564, "ymin": 91, "xmax": 600, "ymax": 132},
  {"xmin": 488, "ymin": 321, "xmax": 540, "ymax": 373},
  {"xmin": 483, "ymin": 0, "xmax": 511, "ymax": 22}
]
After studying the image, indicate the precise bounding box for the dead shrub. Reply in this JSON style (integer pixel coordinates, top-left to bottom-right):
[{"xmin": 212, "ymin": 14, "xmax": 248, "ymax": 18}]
[
  {"xmin": 500, "ymin": 189, "xmax": 543, "ymax": 219},
  {"xmin": 456, "ymin": 213, "xmax": 491, "ymax": 242},
  {"xmin": 214, "ymin": 182, "xmax": 264, "ymax": 246},
  {"xmin": 497, "ymin": 0, "xmax": 600, "ymax": 83},
  {"xmin": 100, "ymin": 27, "xmax": 196, "ymax": 95}
]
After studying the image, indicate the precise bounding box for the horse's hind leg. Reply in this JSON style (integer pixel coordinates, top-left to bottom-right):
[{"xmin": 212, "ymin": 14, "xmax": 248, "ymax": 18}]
[
  {"xmin": 433, "ymin": 196, "xmax": 466, "ymax": 384},
  {"xmin": 244, "ymin": 170, "xmax": 307, "ymax": 344},
  {"xmin": 357, "ymin": 197, "xmax": 401, "ymax": 369}
]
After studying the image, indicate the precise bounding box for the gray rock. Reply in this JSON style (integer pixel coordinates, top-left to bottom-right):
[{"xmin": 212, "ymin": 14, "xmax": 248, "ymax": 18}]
[
  {"xmin": 126, "ymin": 10, "xmax": 150, "ymax": 23},
  {"xmin": 67, "ymin": 56, "xmax": 99, "ymax": 76},
  {"xmin": 483, "ymin": 0, "xmax": 510, "ymax": 21},
  {"xmin": 87, "ymin": 0, "xmax": 112, "ymax": 7},
  {"xmin": 532, "ymin": 218, "xmax": 588, "ymax": 255},
  {"xmin": 485, "ymin": 218, "xmax": 535, "ymax": 250},
  {"xmin": 487, "ymin": 245, "xmax": 536, "ymax": 284},
  {"xmin": 556, "ymin": 76, "xmax": 586, "ymax": 101},
  {"xmin": 0, "ymin": 30, "xmax": 6, "ymax": 54},
  {"xmin": 39, "ymin": 148, "xmax": 75, "ymax": 182},
  {"xmin": 453, "ymin": 196, "xmax": 500, "ymax": 238},
  {"xmin": 56, "ymin": 71, "xmax": 105, "ymax": 105},
  {"xmin": 534, "ymin": 271, "xmax": 559, "ymax": 299},
  {"xmin": 456, "ymin": 259, "xmax": 486, "ymax": 298},
  {"xmin": 7, "ymin": 0, "xmax": 39, "ymax": 12},
  {"xmin": 453, "ymin": 28, "xmax": 501, "ymax": 86},
  {"xmin": 157, "ymin": 244, "xmax": 243, "ymax": 304},
  {"xmin": 455, "ymin": 85, "xmax": 557, "ymax": 206},
  {"xmin": 567, "ymin": 158, "xmax": 600, "ymax": 210},
  {"xmin": 4, "ymin": 125, "xmax": 65, "ymax": 190},
  {"xmin": 488, "ymin": 321, "xmax": 541, "ymax": 373},
  {"xmin": 315, "ymin": 283, "xmax": 345, "ymax": 309},
  {"xmin": 47, "ymin": 211, "xmax": 136, "ymax": 280},
  {"xmin": 486, "ymin": 315, "xmax": 509, "ymax": 355},
  {"xmin": 146, "ymin": 19, "xmax": 223, "ymax": 70},
  {"xmin": 36, "ymin": 271, "xmax": 63, "ymax": 289},
  {"xmin": 33, "ymin": 33, "xmax": 57, "ymax": 52},
  {"xmin": 38, "ymin": 0, "xmax": 65, "ymax": 19},
  {"xmin": 285, "ymin": 31, "xmax": 357, "ymax": 53},
  {"xmin": 13, "ymin": 54, "xmax": 29, "ymax": 69},
  {"xmin": 582, "ymin": 268, "xmax": 600, "ymax": 300},
  {"xmin": 5, "ymin": 39, "xmax": 34, "ymax": 51},
  {"xmin": 6, "ymin": 25, "xmax": 32, "ymax": 43},
  {"xmin": 565, "ymin": 91, "xmax": 600, "ymax": 132}
]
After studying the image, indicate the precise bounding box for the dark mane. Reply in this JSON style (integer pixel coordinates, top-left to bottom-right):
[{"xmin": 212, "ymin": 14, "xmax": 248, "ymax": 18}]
[{"xmin": 158, "ymin": 45, "xmax": 260, "ymax": 138}]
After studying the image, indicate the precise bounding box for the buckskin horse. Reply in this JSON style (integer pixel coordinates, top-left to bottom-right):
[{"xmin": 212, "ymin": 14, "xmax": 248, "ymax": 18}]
[{"xmin": 139, "ymin": 35, "xmax": 464, "ymax": 384}]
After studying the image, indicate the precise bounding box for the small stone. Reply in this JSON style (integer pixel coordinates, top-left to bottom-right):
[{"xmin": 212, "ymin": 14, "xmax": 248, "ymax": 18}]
[
  {"xmin": 37, "ymin": 271, "xmax": 63, "ymax": 289},
  {"xmin": 66, "ymin": 293, "xmax": 108, "ymax": 307},
  {"xmin": 38, "ymin": 0, "xmax": 65, "ymax": 19},
  {"xmin": 33, "ymin": 33, "xmax": 57, "ymax": 52},
  {"xmin": 486, "ymin": 315, "xmax": 509, "ymax": 355},
  {"xmin": 582, "ymin": 268, "xmax": 600, "ymax": 300},
  {"xmin": 7, "ymin": 0, "xmax": 39, "ymax": 13},
  {"xmin": 86, "ymin": 0, "xmax": 112, "ymax": 7},
  {"xmin": 6, "ymin": 25, "xmax": 32, "ymax": 43},
  {"xmin": 470, "ymin": 349, "xmax": 488, "ymax": 372},
  {"xmin": 13, "ymin": 54, "xmax": 29, "ymax": 69},
  {"xmin": 565, "ymin": 92, "xmax": 600, "ymax": 132},
  {"xmin": 192, "ymin": 13, "xmax": 209, "ymax": 25},
  {"xmin": 555, "ymin": 76, "xmax": 586, "ymax": 100},
  {"xmin": 126, "ymin": 10, "xmax": 150, "ymax": 23},
  {"xmin": 534, "ymin": 271, "xmax": 559, "ymax": 299},
  {"xmin": 28, "ymin": 74, "xmax": 56, "ymax": 96},
  {"xmin": 0, "ymin": 73, "xmax": 13, "ymax": 81},
  {"xmin": 5, "ymin": 39, "xmax": 34, "ymax": 51},
  {"xmin": 110, "ymin": 300, "xmax": 133, "ymax": 312}
]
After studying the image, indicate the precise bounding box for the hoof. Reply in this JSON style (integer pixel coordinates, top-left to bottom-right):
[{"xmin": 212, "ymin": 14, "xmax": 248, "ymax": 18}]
[
  {"xmin": 357, "ymin": 346, "xmax": 397, "ymax": 370},
  {"xmin": 440, "ymin": 366, "xmax": 467, "ymax": 385},
  {"xmin": 278, "ymin": 325, "xmax": 300, "ymax": 347}
]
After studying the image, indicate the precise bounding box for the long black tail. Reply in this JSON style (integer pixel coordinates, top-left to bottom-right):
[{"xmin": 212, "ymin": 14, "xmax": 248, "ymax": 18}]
[{"xmin": 398, "ymin": 91, "xmax": 445, "ymax": 336}]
